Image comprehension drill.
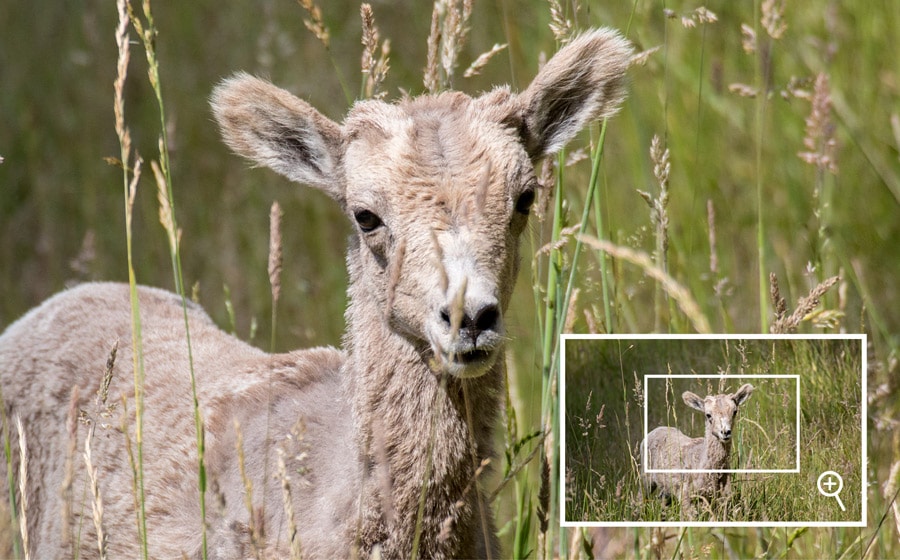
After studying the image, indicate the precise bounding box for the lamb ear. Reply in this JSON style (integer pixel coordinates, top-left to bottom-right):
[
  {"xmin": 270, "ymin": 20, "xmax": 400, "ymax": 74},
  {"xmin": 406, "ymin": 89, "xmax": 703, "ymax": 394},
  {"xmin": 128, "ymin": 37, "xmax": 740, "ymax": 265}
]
[
  {"xmin": 211, "ymin": 73, "xmax": 345, "ymax": 204},
  {"xmin": 682, "ymin": 391, "xmax": 705, "ymax": 412},
  {"xmin": 515, "ymin": 28, "xmax": 632, "ymax": 158},
  {"xmin": 732, "ymin": 383, "xmax": 755, "ymax": 406}
]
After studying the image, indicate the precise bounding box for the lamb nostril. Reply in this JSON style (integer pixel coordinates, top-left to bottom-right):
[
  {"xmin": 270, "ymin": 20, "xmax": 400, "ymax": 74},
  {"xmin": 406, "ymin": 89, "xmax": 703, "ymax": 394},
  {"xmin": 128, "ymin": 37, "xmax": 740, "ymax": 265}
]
[
  {"xmin": 473, "ymin": 305, "xmax": 500, "ymax": 333},
  {"xmin": 439, "ymin": 308, "xmax": 451, "ymax": 326}
]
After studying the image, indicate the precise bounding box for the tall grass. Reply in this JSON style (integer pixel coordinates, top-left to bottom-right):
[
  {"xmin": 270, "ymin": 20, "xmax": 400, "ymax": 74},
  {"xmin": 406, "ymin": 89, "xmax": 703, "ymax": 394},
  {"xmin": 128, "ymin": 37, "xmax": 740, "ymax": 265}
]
[
  {"xmin": 112, "ymin": 0, "xmax": 149, "ymax": 556},
  {"xmin": 116, "ymin": 0, "xmax": 208, "ymax": 555}
]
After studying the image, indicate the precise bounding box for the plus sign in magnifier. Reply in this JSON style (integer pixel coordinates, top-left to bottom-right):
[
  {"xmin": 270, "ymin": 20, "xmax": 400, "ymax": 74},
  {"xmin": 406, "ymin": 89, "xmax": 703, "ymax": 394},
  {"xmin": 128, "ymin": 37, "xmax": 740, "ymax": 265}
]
[{"xmin": 817, "ymin": 470, "xmax": 846, "ymax": 512}]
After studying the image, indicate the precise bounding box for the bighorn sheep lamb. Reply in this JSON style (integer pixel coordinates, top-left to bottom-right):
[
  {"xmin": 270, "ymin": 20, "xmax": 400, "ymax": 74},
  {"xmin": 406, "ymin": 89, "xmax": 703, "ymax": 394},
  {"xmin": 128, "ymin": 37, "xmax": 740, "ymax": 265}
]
[
  {"xmin": 0, "ymin": 29, "xmax": 632, "ymax": 558},
  {"xmin": 641, "ymin": 383, "xmax": 755, "ymax": 513}
]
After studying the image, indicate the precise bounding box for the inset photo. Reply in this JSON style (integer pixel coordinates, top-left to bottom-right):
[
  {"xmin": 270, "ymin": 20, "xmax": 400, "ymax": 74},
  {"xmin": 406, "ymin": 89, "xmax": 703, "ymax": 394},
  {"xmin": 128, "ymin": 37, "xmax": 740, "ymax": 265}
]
[{"xmin": 561, "ymin": 335, "xmax": 865, "ymax": 527}]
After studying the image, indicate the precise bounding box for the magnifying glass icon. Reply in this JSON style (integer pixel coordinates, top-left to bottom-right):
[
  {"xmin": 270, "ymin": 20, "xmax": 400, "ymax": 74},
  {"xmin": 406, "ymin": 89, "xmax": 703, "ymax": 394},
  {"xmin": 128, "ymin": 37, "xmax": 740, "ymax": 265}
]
[{"xmin": 817, "ymin": 470, "xmax": 846, "ymax": 512}]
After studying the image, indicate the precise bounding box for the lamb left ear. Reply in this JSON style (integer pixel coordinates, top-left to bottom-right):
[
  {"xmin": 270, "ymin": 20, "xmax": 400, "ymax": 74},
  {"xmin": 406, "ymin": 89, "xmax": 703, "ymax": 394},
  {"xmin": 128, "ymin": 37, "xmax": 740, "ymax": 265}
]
[
  {"xmin": 513, "ymin": 28, "xmax": 633, "ymax": 158},
  {"xmin": 683, "ymin": 391, "xmax": 705, "ymax": 412}
]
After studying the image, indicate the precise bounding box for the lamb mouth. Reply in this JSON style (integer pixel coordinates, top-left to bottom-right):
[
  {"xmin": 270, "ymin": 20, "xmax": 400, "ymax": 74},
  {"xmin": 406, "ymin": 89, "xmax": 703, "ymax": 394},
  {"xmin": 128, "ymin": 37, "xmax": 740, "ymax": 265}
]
[
  {"xmin": 434, "ymin": 345, "xmax": 499, "ymax": 378},
  {"xmin": 454, "ymin": 348, "xmax": 494, "ymax": 364}
]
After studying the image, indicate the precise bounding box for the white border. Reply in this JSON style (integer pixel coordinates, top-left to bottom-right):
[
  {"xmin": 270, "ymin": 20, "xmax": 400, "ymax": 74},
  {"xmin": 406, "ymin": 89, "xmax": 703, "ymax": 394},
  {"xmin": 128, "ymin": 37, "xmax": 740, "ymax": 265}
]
[
  {"xmin": 559, "ymin": 334, "xmax": 867, "ymax": 528},
  {"xmin": 643, "ymin": 374, "xmax": 800, "ymax": 474}
]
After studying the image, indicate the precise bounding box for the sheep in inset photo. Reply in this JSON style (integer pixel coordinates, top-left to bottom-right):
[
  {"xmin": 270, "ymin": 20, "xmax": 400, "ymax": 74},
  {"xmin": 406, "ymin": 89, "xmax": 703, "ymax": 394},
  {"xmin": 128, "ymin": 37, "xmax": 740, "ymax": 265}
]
[{"xmin": 641, "ymin": 383, "xmax": 754, "ymax": 516}]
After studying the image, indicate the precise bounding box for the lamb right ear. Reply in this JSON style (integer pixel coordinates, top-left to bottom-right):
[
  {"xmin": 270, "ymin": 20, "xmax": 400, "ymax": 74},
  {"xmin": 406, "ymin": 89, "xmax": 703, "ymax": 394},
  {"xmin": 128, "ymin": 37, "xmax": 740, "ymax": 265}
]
[
  {"xmin": 732, "ymin": 383, "xmax": 755, "ymax": 406},
  {"xmin": 514, "ymin": 28, "xmax": 633, "ymax": 158},
  {"xmin": 211, "ymin": 73, "xmax": 345, "ymax": 204}
]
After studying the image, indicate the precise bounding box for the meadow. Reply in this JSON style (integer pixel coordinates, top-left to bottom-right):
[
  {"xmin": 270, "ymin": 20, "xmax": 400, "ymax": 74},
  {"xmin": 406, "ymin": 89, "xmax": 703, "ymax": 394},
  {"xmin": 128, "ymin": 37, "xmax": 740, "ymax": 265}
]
[{"xmin": 1, "ymin": 0, "xmax": 898, "ymax": 558}]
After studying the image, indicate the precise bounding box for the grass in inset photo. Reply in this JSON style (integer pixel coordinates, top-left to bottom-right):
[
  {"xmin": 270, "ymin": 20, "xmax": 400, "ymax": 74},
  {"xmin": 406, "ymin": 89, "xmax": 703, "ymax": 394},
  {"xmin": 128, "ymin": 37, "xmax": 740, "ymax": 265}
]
[{"xmin": 563, "ymin": 337, "xmax": 863, "ymax": 525}]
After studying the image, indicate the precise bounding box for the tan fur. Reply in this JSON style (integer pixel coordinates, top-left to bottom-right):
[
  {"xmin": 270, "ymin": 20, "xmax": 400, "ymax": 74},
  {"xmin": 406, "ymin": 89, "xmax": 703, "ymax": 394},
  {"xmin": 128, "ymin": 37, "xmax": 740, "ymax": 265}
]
[
  {"xmin": 0, "ymin": 29, "xmax": 631, "ymax": 558},
  {"xmin": 641, "ymin": 384, "xmax": 755, "ymax": 514}
]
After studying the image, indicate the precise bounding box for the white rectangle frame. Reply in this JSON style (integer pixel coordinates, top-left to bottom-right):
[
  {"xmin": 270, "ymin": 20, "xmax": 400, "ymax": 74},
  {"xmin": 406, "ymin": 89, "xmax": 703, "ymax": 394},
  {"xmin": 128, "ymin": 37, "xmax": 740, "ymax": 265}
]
[{"xmin": 559, "ymin": 333, "xmax": 867, "ymax": 528}]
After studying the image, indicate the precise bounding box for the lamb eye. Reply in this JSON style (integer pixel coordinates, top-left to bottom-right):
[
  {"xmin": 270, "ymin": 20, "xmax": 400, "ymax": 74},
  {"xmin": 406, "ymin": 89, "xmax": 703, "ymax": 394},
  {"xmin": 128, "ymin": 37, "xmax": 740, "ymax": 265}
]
[
  {"xmin": 354, "ymin": 210, "xmax": 382, "ymax": 233},
  {"xmin": 514, "ymin": 188, "xmax": 536, "ymax": 215}
]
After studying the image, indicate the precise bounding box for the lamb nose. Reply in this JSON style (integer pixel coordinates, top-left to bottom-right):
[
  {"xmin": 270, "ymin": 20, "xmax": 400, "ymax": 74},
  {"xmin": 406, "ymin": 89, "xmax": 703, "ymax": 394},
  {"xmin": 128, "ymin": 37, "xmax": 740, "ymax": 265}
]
[{"xmin": 439, "ymin": 303, "xmax": 500, "ymax": 340}]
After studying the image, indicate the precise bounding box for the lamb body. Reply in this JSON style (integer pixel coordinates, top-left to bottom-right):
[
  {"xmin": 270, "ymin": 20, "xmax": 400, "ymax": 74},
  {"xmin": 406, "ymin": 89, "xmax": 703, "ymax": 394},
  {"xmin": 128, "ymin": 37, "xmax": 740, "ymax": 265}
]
[
  {"xmin": 0, "ymin": 29, "xmax": 632, "ymax": 558},
  {"xmin": 642, "ymin": 383, "xmax": 754, "ymax": 511}
]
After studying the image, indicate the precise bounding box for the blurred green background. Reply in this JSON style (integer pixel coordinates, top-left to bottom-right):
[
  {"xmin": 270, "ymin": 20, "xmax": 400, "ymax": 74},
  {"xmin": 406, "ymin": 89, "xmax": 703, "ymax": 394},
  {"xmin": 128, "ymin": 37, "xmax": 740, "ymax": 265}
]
[
  {"xmin": 1, "ymin": 0, "xmax": 899, "ymax": 557},
  {"xmin": 2, "ymin": 1, "xmax": 898, "ymax": 346}
]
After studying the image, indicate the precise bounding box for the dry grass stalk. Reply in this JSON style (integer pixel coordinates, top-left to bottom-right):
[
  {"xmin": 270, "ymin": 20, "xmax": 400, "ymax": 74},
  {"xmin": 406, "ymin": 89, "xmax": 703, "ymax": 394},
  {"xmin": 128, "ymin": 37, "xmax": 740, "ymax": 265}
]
[
  {"xmin": 83, "ymin": 425, "xmax": 107, "ymax": 559},
  {"xmin": 117, "ymin": 397, "xmax": 144, "ymax": 550},
  {"xmin": 761, "ymin": 0, "xmax": 787, "ymax": 39},
  {"xmin": 424, "ymin": 6, "xmax": 442, "ymax": 93},
  {"xmin": 91, "ymin": 340, "xmax": 120, "ymax": 430},
  {"xmin": 360, "ymin": 4, "xmax": 390, "ymax": 99},
  {"xmin": 15, "ymin": 417, "xmax": 29, "ymax": 560},
  {"xmin": 664, "ymin": 6, "xmax": 716, "ymax": 28},
  {"xmin": 798, "ymin": 73, "xmax": 838, "ymax": 175},
  {"xmin": 268, "ymin": 201, "xmax": 283, "ymax": 306},
  {"xmin": 693, "ymin": 7, "xmax": 718, "ymax": 24},
  {"xmin": 741, "ymin": 24, "xmax": 757, "ymax": 54},
  {"xmin": 640, "ymin": 135, "xmax": 671, "ymax": 330},
  {"xmin": 153, "ymin": 160, "xmax": 177, "ymax": 253},
  {"xmin": 443, "ymin": 0, "xmax": 472, "ymax": 86},
  {"xmin": 128, "ymin": 157, "xmax": 142, "ymax": 217},
  {"xmin": 463, "ymin": 43, "xmax": 507, "ymax": 78},
  {"xmin": 276, "ymin": 420, "xmax": 308, "ymax": 560},
  {"xmin": 548, "ymin": 0, "xmax": 575, "ymax": 43},
  {"xmin": 114, "ymin": 0, "xmax": 131, "ymax": 160},
  {"xmin": 578, "ymin": 235, "xmax": 713, "ymax": 333},
  {"xmin": 707, "ymin": 199, "xmax": 719, "ymax": 277},
  {"xmin": 534, "ymin": 224, "xmax": 582, "ymax": 258},
  {"xmin": 564, "ymin": 148, "xmax": 588, "ymax": 168},
  {"xmin": 630, "ymin": 46, "xmax": 660, "ymax": 67},
  {"xmin": 69, "ymin": 230, "xmax": 97, "ymax": 280},
  {"xmin": 297, "ymin": 0, "xmax": 329, "ymax": 47},
  {"xmin": 234, "ymin": 420, "xmax": 264, "ymax": 559},
  {"xmin": 891, "ymin": 114, "xmax": 900, "ymax": 159},
  {"xmin": 438, "ymin": 458, "xmax": 490, "ymax": 543},
  {"xmin": 884, "ymin": 461, "xmax": 900, "ymax": 547},
  {"xmin": 769, "ymin": 272, "xmax": 788, "ymax": 325},
  {"xmin": 424, "ymin": 0, "xmax": 472, "ymax": 92},
  {"xmin": 769, "ymin": 274, "xmax": 840, "ymax": 333},
  {"xmin": 563, "ymin": 288, "xmax": 580, "ymax": 333},
  {"xmin": 729, "ymin": 83, "xmax": 759, "ymax": 98},
  {"xmin": 583, "ymin": 309, "xmax": 598, "ymax": 334},
  {"xmin": 276, "ymin": 448, "xmax": 302, "ymax": 560},
  {"xmin": 60, "ymin": 386, "xmax": 80, "ymax": 552},
  {"xmin": 449, "ymin": 277, "xmax": 468, "ymax": 343}
]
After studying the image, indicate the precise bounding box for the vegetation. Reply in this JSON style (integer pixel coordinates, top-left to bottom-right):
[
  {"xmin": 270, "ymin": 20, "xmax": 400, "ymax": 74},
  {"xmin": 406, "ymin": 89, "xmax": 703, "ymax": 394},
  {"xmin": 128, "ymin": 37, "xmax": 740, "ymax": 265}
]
[{"xmin": 0, "ymin": 0, "xmax": 898, "ymax": 558}]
